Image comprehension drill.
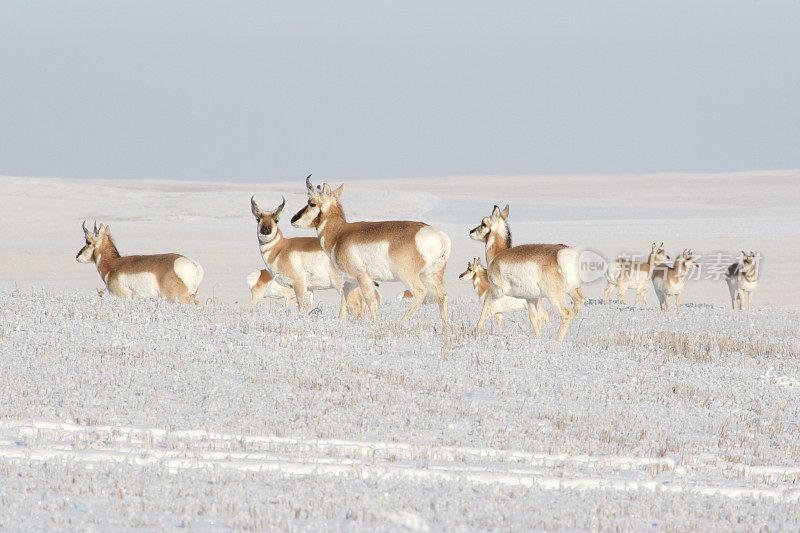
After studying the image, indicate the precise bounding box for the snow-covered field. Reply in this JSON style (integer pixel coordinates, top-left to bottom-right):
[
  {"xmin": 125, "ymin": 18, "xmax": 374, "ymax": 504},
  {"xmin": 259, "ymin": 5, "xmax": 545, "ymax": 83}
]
[{"xmin": 1, "ymin": 171, "xmax": 799, "ymax": 529}]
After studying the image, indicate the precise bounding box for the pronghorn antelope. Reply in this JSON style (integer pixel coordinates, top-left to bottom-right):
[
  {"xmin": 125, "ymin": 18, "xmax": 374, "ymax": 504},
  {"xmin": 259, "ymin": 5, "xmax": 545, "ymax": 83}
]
[
  {"xmin": 251, "ymin": 196, "xmax": 342, "ymax": 311},
  {"xmin": 76, "ymin": 221, "xmax": 203, "ymax": 303},
  {"xmin": 469, "ymin": 205, "xmax": 584, "ymax": 341},
  {"xmin": 726, "ymin": 251, "xmax": 759, "ymax": 310},
  {"xmin": 458, "ymin": 257, "xmax": 549, "ymax": 330},
  {"xmin": 652, "ymin": 249, "xmax": 698, "ymax": 311},
  {"xmin": 291, "ymin": 176, "xmax": 451, "ymax": 326},
  {"xmin": 604, "ymin": 243, "xmax": 670, "ymax": 306},
  {"xmin": 246, "ymin": 269, "xmax": 297, "ymax": 308}
]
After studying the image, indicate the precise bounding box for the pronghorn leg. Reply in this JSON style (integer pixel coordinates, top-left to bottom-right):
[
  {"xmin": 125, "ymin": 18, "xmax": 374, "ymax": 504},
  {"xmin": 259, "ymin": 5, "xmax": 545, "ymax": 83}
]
[
  {"xmin": 548, "ymin": 292, "xmax": 575, "ymax": 342},
  {"xmin": 538, "ymin": 300, "xmax": 550, "ymax": 324},
  {"xmin": 421, "ymin": 267, "xmax": 448, "ymax": 327},
  {"xmin": 357, "ymin": 275, "xmax": 379, "ymax": 321},
  {"xmin": 292, "ymin": 281, "xmax": 308, "ymax": 312},
  {"xmin": 641, "ymin": 290, "xmax": 647, "ymax": 307},
  {"xmin": 604, "ymin": 283, "xmax": 614, "ymax": 305},
  {"xmin": 494, "ymin": 313, "xmax": 503, "ymax": 331},
  {"xmin": 339, "ymin": 281, "xmax": 357, "ymax": 318},
  {"xmin": 526, "ymin": 299, "xmax": 543, "ymax": 338},
  {"xmin": 663, "ymin": 295, "xmax": 669, "ymax": 312},
  {"xmin": 747, "ymin": 291, "xmax": 753, "ymax": 310},
  {"xmin": 475, "ymin": 297, "xmax": 494, "ymax": 333},
  {"xmin": 284, "ymin": 293, "xmax": 294, "ymax": 308},
  {"xmin": 305, "ymin": 291, "xmax": 314, "ymax": 311},
  {"xmin": 399, "ymin": 280, "xmax": 427, "ymax": 322},
  {"xmin": 737, "ymin": 289, "xmax": 744, "ymax": 310},
  {"xmin": 617, "ymin": 283, "xmax": 628, "ymax": 305},
  {"xmin": 675, "ymin": 293, "xmax": 681, "ymax": 311},
  {"xmin": 569, "ymin": 287, "xmax": 585, "ymax": 318}
]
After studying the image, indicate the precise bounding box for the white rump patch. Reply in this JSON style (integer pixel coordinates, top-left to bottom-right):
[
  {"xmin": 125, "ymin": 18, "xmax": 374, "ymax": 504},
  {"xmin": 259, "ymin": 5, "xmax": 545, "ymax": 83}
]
[
  {"xmin": 415, "ymin": 226, "xmax": 451, "ymax": 273},
  {"xmin": 557, "ymin": 247, "xmax": 582, "ymax": 293},
  {"xmin": 174, "ymin": 256, "xmax": 204, "ymax": 294}
]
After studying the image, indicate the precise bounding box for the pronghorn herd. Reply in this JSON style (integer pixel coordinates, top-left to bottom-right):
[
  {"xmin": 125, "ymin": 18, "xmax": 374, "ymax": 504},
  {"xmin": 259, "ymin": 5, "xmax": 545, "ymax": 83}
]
[{"xmin": 76, "ymin": 175, "xmax": 761, "ymax": 339}]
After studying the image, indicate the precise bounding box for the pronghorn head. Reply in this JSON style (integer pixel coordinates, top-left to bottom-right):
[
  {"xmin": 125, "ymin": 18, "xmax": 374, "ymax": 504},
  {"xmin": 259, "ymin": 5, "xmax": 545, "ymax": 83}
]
[
  {"xmin": 650, "ymin": 242, "xmax": 670, "ymax": 263},
  {"xmin": 681, "ymin": 249, "xmax": 698, "ymax": 268},
  {"xmin": 469, "ymin": 204, "xmax": 510, "ymax": 243},
  {"xmin": 741, "ymin": 250, "xmax": 757, "ymax": 271},
  {"xmin": 76, "ymin": 221, "xmax": 111, "ymax": 263},
  {"xmin": 291, "ymin": 175, "xmax": 343, "ymax": 229},
  {"xmin": 251, "ymin": 196, "xmax": 285, "ymax": 244},
  {"xmin": 458, "ymin": 257, "xmax": 485, "ymax": 280}
]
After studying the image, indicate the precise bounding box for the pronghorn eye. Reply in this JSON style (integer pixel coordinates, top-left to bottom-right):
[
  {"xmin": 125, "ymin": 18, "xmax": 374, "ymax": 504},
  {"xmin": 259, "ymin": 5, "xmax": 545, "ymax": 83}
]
[{"xmin": 309, "ymin": 201, "xmax": 316, "ymax": 207}]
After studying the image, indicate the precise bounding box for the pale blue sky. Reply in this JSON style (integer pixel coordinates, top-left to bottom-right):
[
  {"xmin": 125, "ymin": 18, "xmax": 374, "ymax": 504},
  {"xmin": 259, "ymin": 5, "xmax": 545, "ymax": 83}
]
[{"xmin": 1, "ymin": 1, "xmax": 798, "ymax": 181}]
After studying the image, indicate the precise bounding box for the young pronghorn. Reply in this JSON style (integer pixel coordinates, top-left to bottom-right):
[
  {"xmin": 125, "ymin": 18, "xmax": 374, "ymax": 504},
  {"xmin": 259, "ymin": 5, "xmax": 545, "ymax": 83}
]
[
  {"xmin": 251, "ymin": 196, "xmax": 342, "ymax": 311},
  {"xmin": 291, "ymin": 176, "xmax": 450, "ymax": 326},
  {"xmin": 458, "ymin": 257, "xmax": 549, "ymax": 330},
  {"xmin": 76, "ymin": 221, "xmax": 203, "ymax": 303},
  {"xmin": 469, "ymin": 205, "xmax": 584, "ymax": 341},
  {"xmin": 246, "ymin": 269, "xmax": 297, "ymax": 308},
  {"xmin": 726, "ymin": 251, "xmax": 759, "ymax": 310},
  {"xmin": 604, "ymin": 243, "xmax": 670, "ymax": 306},
  {"xmin": 652, "ymin": 249, "xmax": 698, "ymax": 311}
]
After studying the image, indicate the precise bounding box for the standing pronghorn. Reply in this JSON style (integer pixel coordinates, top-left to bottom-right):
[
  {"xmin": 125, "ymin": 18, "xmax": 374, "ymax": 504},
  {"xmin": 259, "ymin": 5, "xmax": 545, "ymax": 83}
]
[
  {"xmin": 459, "ymin": 257, "xmax": 549, "ymax": 330},
  {"xmin": 604, "ymin": 243, "xmax": 670, "ymax": 306},
  {"xmin": 725, "ymin": 251, "xmax": 759, "ymax": 310},
  {"xmin": 652, "ymin": 249, "xmax": 698, "ymax": 311},
  {"xmin": 76, "ymin": 221, "xmax": 203, "ymax": 303},
  {"xmin": 469, "ymin": 205, "xmax": 584, "ymax": 341},
  {"xmin": 251, "ymin": 196, "xmax": 342, "ymax": 311},
  {"xmin": 291, "ymin": 176, "xmax": 450, "ymax": 326}
]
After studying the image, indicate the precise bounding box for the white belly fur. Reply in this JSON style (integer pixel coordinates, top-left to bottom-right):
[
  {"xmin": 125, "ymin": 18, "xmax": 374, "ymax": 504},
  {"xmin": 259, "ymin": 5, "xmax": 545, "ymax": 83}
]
[
  {"xmin": 347, "ymin": 241, "xmax": 396, "ymax": 282},
  {"xmin": 117, "ymin": 272, "xmax": 161, "ymax": 299},
  {"xmin": 496, "ymin": 262, "xmax": 544, "ymax": 299}
]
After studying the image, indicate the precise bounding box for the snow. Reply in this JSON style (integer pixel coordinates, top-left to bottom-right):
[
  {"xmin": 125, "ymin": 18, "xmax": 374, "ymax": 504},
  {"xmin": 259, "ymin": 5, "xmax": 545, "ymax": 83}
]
[{"xmin": 0, "ymin": 171, "xmax": 799, "ymax": 529}]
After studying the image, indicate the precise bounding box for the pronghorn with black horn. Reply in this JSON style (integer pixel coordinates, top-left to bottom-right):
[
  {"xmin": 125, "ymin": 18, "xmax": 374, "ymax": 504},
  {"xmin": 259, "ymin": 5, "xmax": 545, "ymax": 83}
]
[
  {"xmin": 76, "ymin": 221, "xmax": 203, "ymax": 303},
  {"xmin": 469, "ymin": 205, "xmax": 583, "ymax": 341},
  {"xmin": 725, "ymin": 251, "xmax": 759, "ymax": 310},
  {"xmin": 251, "ymin": 195, "xmax": 342, "ymax": 311},
  {"xmin": 459, "ymin": 256, "xmax": 549, "ymax": 331},
  {"xmin": 604, "ymin": 243, "xmax": 670, "ymax": 306},
  {"xmin": 291, "ymin": 175, "xmax": 451, "ymax": 326},
  {"xmin": 652, "ymin": 249, "xmax": 698, "ymax": 311}
]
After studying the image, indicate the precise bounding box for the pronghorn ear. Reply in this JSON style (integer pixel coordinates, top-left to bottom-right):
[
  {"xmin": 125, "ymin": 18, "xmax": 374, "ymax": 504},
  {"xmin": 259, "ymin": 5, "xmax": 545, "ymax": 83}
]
[
  {"xmin": 500, "ymin": 205, "xmax": 509, "ymax": 219},
  {"xmin": 659, "ymin": 242, "xmax": 664, "ymax": 248},
  {"xmin": 321, "ymin": 183, "xmax": 332, "ymax": 197},
  {"xmin": 333, "ymin": 184, "xmax": 344, "ymax": 199},
  {"xmin": 250, "ymin": 195, "xmax": 263, "ymax": 218},
  {"xmin": 491, "ymin": 205, "xmax": 501, "ymax": 219},
  {"xmin": 274, "ymin": 196, "xmax": 286, "ymax": 219},
  {"xmin": 475, "ymin": 257, "xmax": 482, "ymax": 266},
  {"xmin": 101, "ymin": 225, "xmax": 111, "ymax": 237}
]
